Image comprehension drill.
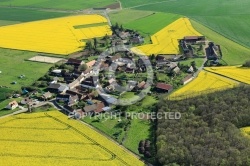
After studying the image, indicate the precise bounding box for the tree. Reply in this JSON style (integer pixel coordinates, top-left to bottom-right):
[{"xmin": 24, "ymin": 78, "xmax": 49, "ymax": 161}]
[
  {"xmin": 243, "ymin": 60, "xmax": 250, "ymax": 67},
  {"xmin": 120, "ymin": 24, "xmax": 124, "ymax": 31},
  {"xmin": 85, "ymin": 40, "xmax": 93, "ymax": 51},
  {"xmin": 79, "ymin": 64, "xmax": 88, "ymax": 71},
  {"xmin": 92, "ymin": 90, "xmax": 99, "ymax": 98},
  {"xmin": 93, "ymin": 38, "xmax": 97, "ymax": 49}
]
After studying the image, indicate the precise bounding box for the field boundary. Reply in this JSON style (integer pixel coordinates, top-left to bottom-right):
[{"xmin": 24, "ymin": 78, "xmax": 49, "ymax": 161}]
[
  {"xmin": 203, "ymin": 68, "xmax": 248, "ymax": 85},
  {"xmin": 168, "ymin": 84, "xmax": 239, "ymax": 101}
]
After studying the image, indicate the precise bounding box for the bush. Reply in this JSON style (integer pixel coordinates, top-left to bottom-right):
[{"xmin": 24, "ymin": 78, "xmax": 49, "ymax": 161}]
[{"xmin": 242, "ymin": 60, "xmax": 250, "ymax": 67}]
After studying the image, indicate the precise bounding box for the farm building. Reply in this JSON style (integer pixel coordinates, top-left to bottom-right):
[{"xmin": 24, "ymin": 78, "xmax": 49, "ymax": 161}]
[
  {"xmin": 86, "ymin": 60, "xmax": 96, "ymax": 68},
  {"xmin": 184, "ymin": 36, "xmax": 205, "ymax": 44},
  {"xmin": 66, "ymin": 58, "xmax": 84, "ymax": 67},
  {"xmin": 155, "ymin": 83, "xmax": 173, "ymax": 93}
]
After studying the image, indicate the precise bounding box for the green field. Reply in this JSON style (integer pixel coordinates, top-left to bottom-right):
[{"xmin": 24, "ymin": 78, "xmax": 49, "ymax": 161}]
[
  {"xmin": 123, "ymin": 0, "xmax": 250, "ymax": 49},
  {"xmin": 110, "ymin": 10, "xmax": 180, "ymax": 35},
  {"xmin": 0, "ymin": 7, "xmax": 69, "ymax": 22},
  {"xmin": 0, "ymin": 48, "xmax": 53, "ymax": 92},
  {"xmin": 0, "ymin": 0, "xmax": 116, "ymax": 10},
  {"xmin": 109, "ymin": 9, "xmax": 154, "ymax": 25},
  {"xmin": 124, "ymin": 12, "xmax": 180, "ymax": 35},
  {"xmin": 123, "ymin": 118, "xmax": 151, "ymax": 153}
]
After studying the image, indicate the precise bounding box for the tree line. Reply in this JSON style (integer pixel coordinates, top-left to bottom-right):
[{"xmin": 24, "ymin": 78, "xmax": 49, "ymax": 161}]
[{"xmin": 156, "ymin": 85, "xmax": 250, "ymax": 165}]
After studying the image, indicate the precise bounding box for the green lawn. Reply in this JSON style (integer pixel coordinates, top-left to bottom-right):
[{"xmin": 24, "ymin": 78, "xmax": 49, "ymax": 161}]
[
  {"xmin": 0, "ymin": 48, "xmax": 52, "ymax": 92},
  {"xmin": 125, "ymin": 0, "xmax": 250, "ymax": 49},
  {"xmin": 179, "ymin": 58, "xmax": 205, "ymax": 68},
  {"xmin": 140, "ymin": 96, "xmax": 158, "ymax": 108},
  {"xmin": 82, "ymin": 114, "xmax": 126, "ymax": 143},
  {"xmin": 83, "ymin": 113, "xmax": 151, "ymax": 155},
  {"xmin": 0, "ymin": 0, "xmax": 116, "ymax": 10},
  {"xmin": 0, "ymin": 7, "xmax": 69, "ymax": 22},
  {"xmin": 123, "ymin": 118, "xmax": 151, "ymax": 154}
]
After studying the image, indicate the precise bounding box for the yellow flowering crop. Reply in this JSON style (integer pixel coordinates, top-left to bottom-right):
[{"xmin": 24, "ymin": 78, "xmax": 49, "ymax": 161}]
[
  {"xmin": 169, "ymin": 71, "xmax": 238, "ymax": 100},
  {"xmin": 205, "ymin": 66, "xmax": 250, "ymax": 84},
  {"xmin": 241, "ymin": 127, "xmax": 250, "ymax": 137},
  {"xmin": 0, "ymin": 111, "xmax": 144, "ymax": 166},
  {"xmin": 131, "ymin": 17, "xmax": 201, "ymax": 56},
  {"xmin": 0, "ymin": 15, "xmax": 112, "ymax": 55}
]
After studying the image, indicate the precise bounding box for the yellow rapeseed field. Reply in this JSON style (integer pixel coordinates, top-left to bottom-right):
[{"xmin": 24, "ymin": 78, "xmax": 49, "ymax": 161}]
[
  {"xmin": 241, "ymin": 127, "xmax": 250, "ymax": 137},
  {"xmin": 131, "ymin": 17, "xmax": 202, "ymax": 55},
  {"xmin": 0, "ymin": 15, "xmax": 112, "ymax": 55},
  {"xmin": 169, "ymin": 71, "xmax": 238, "ymax": 100},
  {"xmin": 205, "ymin": 66, "xmax": 250, "ymax": 84},
  {"xmin": 0, "ymin": 111, "xmax": 144, "ymax": 166}
]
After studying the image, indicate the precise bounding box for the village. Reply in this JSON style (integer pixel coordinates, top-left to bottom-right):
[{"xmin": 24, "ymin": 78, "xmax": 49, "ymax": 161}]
[{"xmin": 4, "ymin": 24, "xmax": 223, "ymax": 120}]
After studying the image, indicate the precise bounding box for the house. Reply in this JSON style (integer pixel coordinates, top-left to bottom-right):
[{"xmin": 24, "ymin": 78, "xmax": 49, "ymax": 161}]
[
  {"xmin": 42, "ymin": 92, "xmax": 52, "ymax": 101},
  {"xmin": 83, "ymin": 104, "xmax": 97, "ymax": 115},
  {"xmin": 187, "ymin": 66, "xmax": 194, "ymax": 73},
  {"xmin": 172, "ymin": 66, "xmax": 181, "ymax": 75},
  {"xmin": 47, "ymin": 83, "xmax": 61, "ymax": 93},
  {"xmin": 156, "ymin": 60, "xmax": 169, "ymax": 67},
  {"xmin": 119, "ymin": 31, "xmax": 130, "ymax": 39},
  {"xmin": 64, "ymin": 76, "xmax": 75, "ymax": 83},
  {"xmin": 109, "ymin": 78, "xmax": 116, "ymax": 85},
  {"xmin": 130, "ymin": 37, "xmax": 140, "ymax": 44},
  {"xmin": 167, "ymin": 62, "xmax": 178, "ymax": 70},
  {"xmin": 156, "ymin": 55, "xmax": 166, "ymax": 61},
  {"xmin": 182, "ymin": 74, "xmax": 194, "ymax": 85},
  {"xmin": 51, "ymin": 69, "xmax": 62, "ymax": 76},
  {"xmin": 56, "ymin": 94, "xmax": 79, "ymax": 106},
  {"xmin": 102, "ymin": 107, "xmax": 111, "ymax": 112},
  {"xmin": 137, "ymin": 81, "xmax": 146, "ymax": 90},
  {"xmin": 95, "ymin": 102, "xmax": 105, "ymax": 113},
  {"xmin": 184, "ymin": 36, "xmax": 205, "ymax": 44},
  {"xmin": 6, "ymin": 101, "xmax": 19, "ymax": 110},
  {"xmin": 100, "ymin": 61, "xmax": 110, "ymax": 71},
  {"xmin": 111, "ymin": 54, "xmax": 121, "ymax": 62},
  {"xmin": 58, "ymin": 84, "xmax": 69, "ymax": 93},
  {"xmin": 66, "ymin": 90, "xmax": 83, "ymax": 100},
  {"xmin": 66, "ymin": 58, "xmax": 83, "ymax": 67},
  {"xmin": 155, "ymin": 83, "xmax": 173, "ymax": 93},
  {"xmin": 81, "ymin": 77, "xmax": 97, "ymax": 89},
  {"xmin": 20, "ymin": 98, "xmax": 32, "ymax": 105},
  {"xmin": 83, "ymin": 68, "xmax": 92, "ymax": 76},
  {"xmin": 86, "ymin": 60, "xmax": 96, "ymax": 68},
  {"xmin": 83, "ymin": 101, "xmax": 105, "ymax": 114}
]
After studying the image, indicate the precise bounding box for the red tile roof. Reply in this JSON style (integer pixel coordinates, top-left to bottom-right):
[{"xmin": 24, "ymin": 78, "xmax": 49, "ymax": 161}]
[{"xmin": 156, "ymin": 83, "xmax": 173, "ymax": 91}]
